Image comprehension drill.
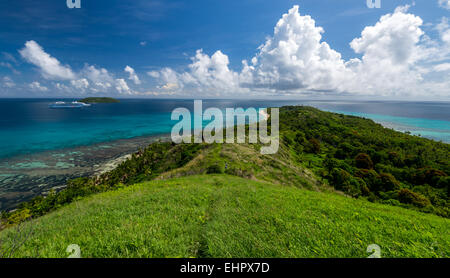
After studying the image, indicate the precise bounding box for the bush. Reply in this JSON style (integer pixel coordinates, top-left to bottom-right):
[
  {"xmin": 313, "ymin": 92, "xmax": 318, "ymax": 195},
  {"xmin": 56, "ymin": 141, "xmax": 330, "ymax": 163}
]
[
  {"xmin": 355, "ymin": 153, "xmax": 374, "ymax": 169},
  {"xmin": 412, "ymin": 168, "xmax": 447, "ymax": 187},
  {"xmin": 306, "ymin": 138, "xmax": 321, "ymax": 154},
  {"xmin": 6, "ymin": 209, "xmax": 32, "ymax": 225},
  {"xmin": 398, "ymin": 188, "xmax": 431, "ymax": 208},
  {"xmin": 331, "ymin": 168, "xmax": 351, "ymax": 190},
  {"xmin": 378, "ymin": 173, "xmax": 401, "ymax": 192},
  {"xmin": 207, "ymin": 164, "xmax": 224, "ymax": 174},
  {"xmin": 355, "ymin": 169, "xmax": 379, "ymax": 191}
]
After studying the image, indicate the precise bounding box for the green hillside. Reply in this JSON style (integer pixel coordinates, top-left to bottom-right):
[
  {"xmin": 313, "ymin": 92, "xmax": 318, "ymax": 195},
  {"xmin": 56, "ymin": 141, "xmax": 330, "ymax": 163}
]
[{"xmin": 1, "ymin": 175, "xmax": 448, "ymax": 258}]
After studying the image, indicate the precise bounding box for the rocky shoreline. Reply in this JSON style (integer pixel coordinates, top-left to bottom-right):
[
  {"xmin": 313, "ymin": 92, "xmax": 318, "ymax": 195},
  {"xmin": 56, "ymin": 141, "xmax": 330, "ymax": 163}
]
[{"xmin": 0, "ymin": 133, "xmax": 171, "ymax": 212}]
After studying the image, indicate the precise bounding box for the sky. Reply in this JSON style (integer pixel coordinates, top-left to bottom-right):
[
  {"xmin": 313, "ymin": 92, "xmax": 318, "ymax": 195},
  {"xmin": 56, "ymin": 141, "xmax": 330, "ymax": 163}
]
[{"xmin": 0, "ymin": 0, "xmax": 449, "ymax": 100}]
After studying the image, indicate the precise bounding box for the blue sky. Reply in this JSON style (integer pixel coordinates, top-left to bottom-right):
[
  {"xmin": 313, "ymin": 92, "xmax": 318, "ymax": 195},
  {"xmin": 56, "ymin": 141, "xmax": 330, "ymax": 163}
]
[{"xmin": 1, "ymin": 0, "xmax": 449, "ymax": 99}]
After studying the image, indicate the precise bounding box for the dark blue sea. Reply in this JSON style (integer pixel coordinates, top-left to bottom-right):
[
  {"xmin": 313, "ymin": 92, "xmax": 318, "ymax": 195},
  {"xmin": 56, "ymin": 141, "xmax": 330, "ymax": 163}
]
[{"xmin": 0, "ymin": 98, "xmax": 448, "ymax": 210}]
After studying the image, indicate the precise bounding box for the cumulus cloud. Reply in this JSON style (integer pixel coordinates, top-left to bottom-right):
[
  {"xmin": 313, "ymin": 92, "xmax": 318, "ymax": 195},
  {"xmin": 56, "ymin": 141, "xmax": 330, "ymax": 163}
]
[
  {"xmin": 344, "ymin": 7, "xmax": 427, "ymax": 96},
  {"xmin": 19, "ymin": 41, "xmax": 75, "ymax": 80},
  {"xmin": 148, "ymin": 50, "xmax": 242, "ymax": 96},
  {"xmin": 124, "ymin": 65, "xmax": 141, "ymax": 85},
  {"xmin": 29, "ymin": 81, "xmax": 48, "ymax": 92},
  {"xmin": 70, "ymin": 78, "xmax": 90, "ymax": 92},
  {"xmin": 78, "ymin": 64, "xmax": 115, "ymax": 93},
  {"xmin": 115, "ymin": 78, "xmax": 132, "ymax": 95},
  {"xmin": 17, "ymin": 41, "xmax": 144, "ymax": 96},
  {"xmin": 240, "ymin": 5, "xmax": 351, "ymax": 92}
]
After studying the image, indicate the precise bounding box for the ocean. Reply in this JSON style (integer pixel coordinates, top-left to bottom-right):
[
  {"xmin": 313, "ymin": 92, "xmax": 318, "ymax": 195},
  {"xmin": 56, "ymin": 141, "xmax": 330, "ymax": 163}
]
[{"xmin": 0, "ymin": 98, "xmax": 449, "ymax": 211}]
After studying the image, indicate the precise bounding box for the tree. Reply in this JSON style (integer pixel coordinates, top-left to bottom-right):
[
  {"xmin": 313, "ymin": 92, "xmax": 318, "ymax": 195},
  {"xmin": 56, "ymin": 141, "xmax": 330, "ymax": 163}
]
[
  {"xmin": 355, "ymin": 153, "xmax": 374, "ymax": 169},
  {"xmin": 324, "ymin": 156, "xmax": 338, "ymax": 174},
  {"xmin": 306, "ymin": 138, "xmax": 321, "ymax": 154},
  {"xmin": 378, "ymin": 173, "xmax": 401, "ymax": 192},
  {"xmin": 398, "ymin": 188, "xmax": 431, "ymax": 208}
]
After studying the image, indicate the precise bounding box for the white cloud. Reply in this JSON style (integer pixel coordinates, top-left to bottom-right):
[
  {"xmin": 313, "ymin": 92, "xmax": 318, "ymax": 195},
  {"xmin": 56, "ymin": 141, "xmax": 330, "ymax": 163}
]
[
  {"xmin": 55, "ymin": 82, "xmax": 71, "ymax": 93},
  {"xmin": 433, "ymin": 63, "xmax": 450, "ymax": 71},
  {"xmin": 29, "ymin": 81, "xmax": 48, "ymax": 92},
  {"xmin": 124, "ymin": 65, "xmax": 141, "ymax": 85},
  {"xmin": 148, "ymin": 50, "xmax": 242, "ymax": 96},
  {"xmin": 18, "ymin": 42, "xmax": 142, "ymax": 96},
  {"xmin": 160, "ymin": 83, "xmax": 178, "ymax": 90},
  {"xmin": 438, "ymin": 0, "xmax": 450, "ymax": 10},
  {"xmin": 350, "ymin": 10, "xmax": 423, "ymax": 64},
  {"xmin": 345, "ymin": 8, "xmax": 427, "ymax": 96},
  {"xmin": 19, "ymin": 40, "xmax": 75, "ymax": 80},
  {"xmin": 436, "ymin": 17, "xmax": 450, "ymax": 45},
  {"xmin": 13, "ymin": 6, "xmax": 450, "ymax": 99},
  {"xmin": 140, "ymin": 41, "xmax": 147, "ymax": 46},
  {"xmin": 181, "ymin": 50, "xmax": 240, "ymax": 92},
  {"xmin": 115, "ymin": 78, "xmax": 132, "ymax": 95},
  {"xmin": 70, "ymin": 78, "xmax": 90, "ymax": 92},
  {"xmin": 147, "ymin": 5, "xmax": 450, "ymax": 98},
  {"xmin": 394, "ymin": 4, "xmax": 412, "ymax": 13},
  {"xmin": 147, "ymin": 71, "xmax": 160, "ymax": 78},
  {"xmin": 2, "ymin": 76, "xmax": 15, "ymax": 88},
  {"xmin": 240, "ymin": 5, "xmax": 351, "ymax": 92},
  {"xmin": 80, "ymin": 64, "xmax": 114, "ymax": 92}
]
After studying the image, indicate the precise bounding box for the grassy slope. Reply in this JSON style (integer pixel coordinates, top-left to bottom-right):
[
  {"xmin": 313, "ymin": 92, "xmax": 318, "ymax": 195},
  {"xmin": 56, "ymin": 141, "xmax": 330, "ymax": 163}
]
[
  {"xmin": 1, "ymin": 175, "xmax": 448, "ymax": 258},
  {"xmin": 158, "ymin": 142, "xmax": 326, "ymax": 191}
]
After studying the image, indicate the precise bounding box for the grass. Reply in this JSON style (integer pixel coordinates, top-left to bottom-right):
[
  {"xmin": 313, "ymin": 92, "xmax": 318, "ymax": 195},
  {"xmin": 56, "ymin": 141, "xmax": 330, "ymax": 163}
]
[
  {"xmin": 1, "ymin": 175, "xmax": 448, "ymax": 258},
  {"xmin": 158, "ymin": 142, "xmax": 325, "ymax": 191}
]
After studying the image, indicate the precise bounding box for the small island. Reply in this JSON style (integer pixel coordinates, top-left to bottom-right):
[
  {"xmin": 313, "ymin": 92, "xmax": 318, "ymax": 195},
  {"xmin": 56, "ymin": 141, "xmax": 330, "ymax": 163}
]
[{"xmin": 79, "ymin": 97, "xmax": 120, "ymax": 103}]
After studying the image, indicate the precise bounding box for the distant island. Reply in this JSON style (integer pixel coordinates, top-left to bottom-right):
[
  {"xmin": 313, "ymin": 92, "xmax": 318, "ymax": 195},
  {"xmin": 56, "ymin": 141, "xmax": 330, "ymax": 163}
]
[{"xmin": 79, "ymin": 97, "xmax": 120, "ymax": 103}]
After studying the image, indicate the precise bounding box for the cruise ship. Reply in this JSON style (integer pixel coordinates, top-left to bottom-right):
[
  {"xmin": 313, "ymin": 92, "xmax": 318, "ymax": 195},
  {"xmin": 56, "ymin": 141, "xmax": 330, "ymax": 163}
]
[{"xmin": 49, "ymin": 101, "xmax": 91, "ymax": 109}]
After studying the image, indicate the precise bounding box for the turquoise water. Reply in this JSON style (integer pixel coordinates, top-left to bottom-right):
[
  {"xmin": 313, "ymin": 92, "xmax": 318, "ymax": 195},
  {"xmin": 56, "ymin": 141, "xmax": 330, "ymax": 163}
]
[
  {"xmin": 328, "ymin": 110, "xmax": 450, "ymax": 143},
  {"xmin": 0, "ymin": 112, "xmax": 173, "ymax": 158}
]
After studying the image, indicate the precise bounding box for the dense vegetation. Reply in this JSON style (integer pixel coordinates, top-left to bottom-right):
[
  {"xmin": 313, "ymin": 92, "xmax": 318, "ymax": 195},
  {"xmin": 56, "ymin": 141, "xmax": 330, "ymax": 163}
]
[
  {"xmin": 1, "ymin": 175, "xmax": 448, "ymax": 258},
  {"xmin": 279, "ymin": 106, "xmax": 449, "ymax": 217},
  {"xmin": 79, "ymin": 97, "xmax": 120, "ymax": 103}
]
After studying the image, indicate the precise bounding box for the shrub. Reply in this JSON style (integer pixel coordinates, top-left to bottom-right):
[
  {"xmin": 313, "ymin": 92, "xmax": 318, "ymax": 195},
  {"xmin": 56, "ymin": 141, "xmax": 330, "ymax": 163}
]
[
  {"xmin": 306, "ymin": 138, "xmax": 321, "ymax": 154},
  {"xmin": 331, "ymin": 168, "xmax": 352, "ymax": 190},
  {"xmin": 378, "ymin": 173, "xmax": 401, "ymax": 192},
  {"xmin": 6, "ymin": 209, "xmax": 32, "ymax": 225},
  {"xmin": 355, "ymin": 169, "xmax": 379, "ymax": 191},
  {"xmin": 398, "ymin": 188, "xmax": 431, "ymax": 208},
  {"xmin": 207, "ymin": 164, "xmax": 224, "ymax": 174},
  {"xmin": 355, "ymin": 153, "xmax": 374, "ymax": 169},
  {"xmin": 412, "ymin": 168, "xmax": 447, "ymax": 188}
]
